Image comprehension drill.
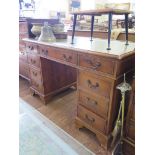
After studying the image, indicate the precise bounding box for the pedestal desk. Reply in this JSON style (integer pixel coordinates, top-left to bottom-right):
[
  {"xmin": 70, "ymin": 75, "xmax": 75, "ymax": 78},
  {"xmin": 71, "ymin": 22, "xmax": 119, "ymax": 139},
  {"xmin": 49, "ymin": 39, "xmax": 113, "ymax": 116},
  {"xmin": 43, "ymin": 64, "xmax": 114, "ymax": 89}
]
[{"xmin": 23, "ymin": 36, "xmax": 135, "ymax": 150}]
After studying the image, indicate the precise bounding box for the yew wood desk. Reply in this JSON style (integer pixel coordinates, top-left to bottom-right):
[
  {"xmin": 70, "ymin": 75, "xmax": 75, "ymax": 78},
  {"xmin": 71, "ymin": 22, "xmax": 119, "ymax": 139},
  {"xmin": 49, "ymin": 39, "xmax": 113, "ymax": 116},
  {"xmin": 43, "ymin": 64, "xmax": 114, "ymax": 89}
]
[
  {"xmin": 71, "ymin": 9, "xmax": 132, "ymax": 50},
  {"xmin": 23, "ymin": 36, "xmax": 135, "ymax": 150}
]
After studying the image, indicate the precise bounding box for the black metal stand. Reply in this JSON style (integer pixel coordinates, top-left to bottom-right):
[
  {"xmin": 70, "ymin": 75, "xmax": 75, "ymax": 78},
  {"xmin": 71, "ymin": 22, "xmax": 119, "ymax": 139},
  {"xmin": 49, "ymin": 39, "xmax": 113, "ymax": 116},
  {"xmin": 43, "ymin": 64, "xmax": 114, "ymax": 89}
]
[
  {"xmin": 71, "ymin": 14, "xmax": 77, "ymax": 44},
  {"xmin": 107, "ymin": 13, "xmax": 112, "ymax": 50},
  {"xmin": 125, "ymin": 13, "xmax": 129, "ymax": 45},
  {"xmin": 90, "ymin": 15, "xmax": 94, "ymax": 41}
]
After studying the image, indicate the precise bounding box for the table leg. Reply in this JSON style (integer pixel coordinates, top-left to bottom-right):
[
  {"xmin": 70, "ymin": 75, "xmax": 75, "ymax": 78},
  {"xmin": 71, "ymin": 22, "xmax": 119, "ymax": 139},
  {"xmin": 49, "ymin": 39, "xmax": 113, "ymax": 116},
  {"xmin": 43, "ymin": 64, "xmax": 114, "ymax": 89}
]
[
  {"xmin": 90, "ymin": 15, "xmax": 94, "ymax": 41},
  {"xmin": 71, "ymin": 14, "xmax": 77, "ymax": 44},
  {"xmin": 125, "ymin": 13, "xmax": 129, "ymax": 45},
  {"xmin": 107, "ymin": 13, "xmax": 112, "ymax": 50}
]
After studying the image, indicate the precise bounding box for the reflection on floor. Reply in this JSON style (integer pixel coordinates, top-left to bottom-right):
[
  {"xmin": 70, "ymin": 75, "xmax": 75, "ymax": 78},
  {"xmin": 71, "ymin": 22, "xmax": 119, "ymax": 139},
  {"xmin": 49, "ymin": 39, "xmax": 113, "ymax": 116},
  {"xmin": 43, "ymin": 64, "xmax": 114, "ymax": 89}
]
[
  {"xmin": 19, "ymin": 77, "xmax": 112, "ymax": 155},
  {"xmin": 19, "ymin": 99, "xmax": 94, "ymax": 155}
]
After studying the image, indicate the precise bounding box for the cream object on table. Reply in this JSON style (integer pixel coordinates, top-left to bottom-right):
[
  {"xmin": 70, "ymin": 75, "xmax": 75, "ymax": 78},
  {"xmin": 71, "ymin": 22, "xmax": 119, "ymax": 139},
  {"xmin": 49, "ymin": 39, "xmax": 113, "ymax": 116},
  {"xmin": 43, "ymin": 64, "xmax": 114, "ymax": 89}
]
[{"xmin": 111, "ymin": 29, "xmax": 122, "ymax": 40}]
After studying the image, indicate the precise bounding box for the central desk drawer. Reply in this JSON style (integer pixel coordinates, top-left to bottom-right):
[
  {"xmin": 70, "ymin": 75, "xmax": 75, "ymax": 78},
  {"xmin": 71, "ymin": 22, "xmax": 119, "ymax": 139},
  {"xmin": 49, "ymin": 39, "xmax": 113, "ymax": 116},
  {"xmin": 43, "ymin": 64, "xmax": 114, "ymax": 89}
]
[
  {"xmin": 28, "ymin": 53, "xmax": 40, "ymax": 68},
  {"xmin": 78, "ymin": 71, "xmax": 112, "ymax": 99},
  {"xmin": 79, "ymin": 53, "xmax": 116, "ymax": 75},
  {"xmin": 77, "ymin": 105, "xmax": 107, "ymax": 133},
  {"xmin": 79, "ymin": 90, "xmax": 109, "ymax": 118},
  {"xmin": 48, "ymin": 47, "xmax": 77, "ymax": 64}
]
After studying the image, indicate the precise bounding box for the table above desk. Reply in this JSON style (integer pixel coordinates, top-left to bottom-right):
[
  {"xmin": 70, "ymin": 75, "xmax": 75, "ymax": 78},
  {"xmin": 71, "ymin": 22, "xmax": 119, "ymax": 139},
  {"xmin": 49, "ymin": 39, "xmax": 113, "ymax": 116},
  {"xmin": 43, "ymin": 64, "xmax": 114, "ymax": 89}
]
[
  {"xmin": 71, "ymin": 8, "xmax": 132, "ymax": 15},
  {"xmin": 23, "ymin": 36, "xmax": 134, "ymax": 60}
]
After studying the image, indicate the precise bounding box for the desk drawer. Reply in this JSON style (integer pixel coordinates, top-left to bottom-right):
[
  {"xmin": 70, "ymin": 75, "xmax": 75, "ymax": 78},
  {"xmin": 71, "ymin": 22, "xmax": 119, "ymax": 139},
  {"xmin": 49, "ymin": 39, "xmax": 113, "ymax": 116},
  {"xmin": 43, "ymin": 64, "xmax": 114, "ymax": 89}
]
[
  {"xmin": 48, "ymin": 47, "xmax": 77, "ymax": 64},
  {"xmin": 77, "ymin": 105, "xmax": 107, "ymax": 133},
  {"xmin": 79, "ymin": 53, "xmax": 116, "ymax": 75},
  {"xmin": 29, "ymin": 67, "xmax": 42, "ymax": 82},
  {"xmin": 78, "ymin": 71, "xmax": 112, "ymax": 99},
  {"xmin": 19, "ymin": 44, "xmax": 25, "ymax": 52},
  {"xmin": 26, "ymin": 43, "xmax": 38, "ymax": 54},
  {"xmin": 19, "ymin": 51, "xmax": 28, "ymax": 62},
  {"xmin": 38, "ymin": 45, "xmax": 49, "ymax": 57},
  {"xmin": 31, "ymin": 80, "xmax": 43, "ymax": 93},
  {"xmin": 19, "ymin": 60, "xmax": 29, "ymax": 78},
  {"xmin": 28, "ymin": 53, "xmax": 40, "ymax": 68},
  {"xmin": 79, "ymin": 90, "xmax": 109, "ymax": 118}
]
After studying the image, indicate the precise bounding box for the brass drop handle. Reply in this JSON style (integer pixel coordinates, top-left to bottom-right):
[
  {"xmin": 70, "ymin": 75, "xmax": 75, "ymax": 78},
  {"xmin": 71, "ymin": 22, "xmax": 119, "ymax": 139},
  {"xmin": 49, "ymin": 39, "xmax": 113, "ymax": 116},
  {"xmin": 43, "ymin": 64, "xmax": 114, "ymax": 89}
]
[
  {"xmin": 31, "ymin": 46, "xmax": 34, "ymax": 50},
  {"xmin": 21, "ymin": 51, "xmax": 25, "ymax": 55},
  {"xmin": 42, "ymin": 49, "xmax": 48, "ymax": 56},
  {"xmin": 85, "ymin": 59, "xmax": 101, "ymax": 70},
  {"xmin": 86, "ymin": 97, "xmax": 98, "ymax": 106},
  {"xmin": 85, "ymin": 114, "xmax": 95, "ymax": 123},
  {"xmin": 63, "ymin": 54, "xmax": 72, "ymax": 62},
  {"xmin": 32, "ymin": 71, "xmax": 37, "ymax": 76},
  {"xmin": 92, "ymin": 62, "xmax": 101, "ymax": 70},
  {"xmin": 87, "ymin": 80, "xmax": 99, "ymax": 89},
  {"xmin": 45, "ymin": 50, "xmax": 48, "ymax": 56},
  {"xmin": 31, "ymin": 59, "xmax": 36, "ymax": 64}
]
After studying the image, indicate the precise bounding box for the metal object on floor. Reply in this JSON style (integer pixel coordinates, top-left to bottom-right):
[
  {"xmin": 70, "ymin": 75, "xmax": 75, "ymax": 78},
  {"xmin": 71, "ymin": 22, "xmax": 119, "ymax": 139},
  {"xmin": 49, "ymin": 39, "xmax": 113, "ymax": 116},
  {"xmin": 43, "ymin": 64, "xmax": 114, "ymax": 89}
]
[{"xmin": 111, "ymin": 73, "xmax": 132, "ymax": 154}]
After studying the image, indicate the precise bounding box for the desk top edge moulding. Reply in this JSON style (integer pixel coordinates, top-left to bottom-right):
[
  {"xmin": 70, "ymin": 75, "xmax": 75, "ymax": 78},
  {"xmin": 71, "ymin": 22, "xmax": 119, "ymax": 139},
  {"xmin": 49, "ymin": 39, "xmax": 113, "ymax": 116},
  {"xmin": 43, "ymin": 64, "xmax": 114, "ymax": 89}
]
[{"xmin": 23, "ymin": 36, "xmax": 135, "ymax": 60}]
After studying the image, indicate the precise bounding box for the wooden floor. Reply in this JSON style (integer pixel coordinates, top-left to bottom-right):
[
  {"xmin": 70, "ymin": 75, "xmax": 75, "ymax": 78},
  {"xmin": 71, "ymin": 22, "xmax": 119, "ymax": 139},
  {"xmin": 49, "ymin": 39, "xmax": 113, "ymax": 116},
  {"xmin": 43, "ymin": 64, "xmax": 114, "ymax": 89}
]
[{"xmin": 19, "ymin": 77, "xmax": 113, "ymax": 155}]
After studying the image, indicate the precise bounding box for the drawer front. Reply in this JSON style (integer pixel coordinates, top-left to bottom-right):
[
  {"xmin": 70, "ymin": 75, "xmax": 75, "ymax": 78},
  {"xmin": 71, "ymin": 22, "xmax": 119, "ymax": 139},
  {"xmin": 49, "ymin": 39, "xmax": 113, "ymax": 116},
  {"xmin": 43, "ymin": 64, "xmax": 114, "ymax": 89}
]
[
  {"xmin": 31, "ymin": 79, "xmax": 43, "ymax": 93},
  {"xmin": 79, "ymin": 90, "xmax": 109, "ymax": 118},
  {"xmin": 79, "ymin": 53, "xmax": 116, "ymax": 75},
  {"xmin": 19, "ymin": 51, "xmax": 28, "ymax": 62},
  {"xmin": 19, "ymin": 44, "xmax": 25, "ymax": 52},
  {"xmin": 26, "ymin": 43, "xmax": 38, "ymax": 54},
  {"xmin": 48, "ymin": 47, "xmax": 77, "ymax": 64},
  {"xmin": 29, "ymin": 67, "xmax": 42, "ymax": 83},
  {"xmin": 77, "ymin": 105, "xmax": 107, "ymax": 133},
  {"xmin": 19, "ymin": 22, "xmax": 28, "ymax": 33},
  {"xmin": 38, "ymin": 45, "xmax": 49, "ymax": 57},
  {"xmin": 19, "ymin": 60, "xmax": 30, "ymax": 78},
  {"xmin": 78, "ymin": 71, "xmax": 112, "ymax": 99},
  {"xmin": 28, "ymin": 53, "xmax": 40, "ymax": 68}
]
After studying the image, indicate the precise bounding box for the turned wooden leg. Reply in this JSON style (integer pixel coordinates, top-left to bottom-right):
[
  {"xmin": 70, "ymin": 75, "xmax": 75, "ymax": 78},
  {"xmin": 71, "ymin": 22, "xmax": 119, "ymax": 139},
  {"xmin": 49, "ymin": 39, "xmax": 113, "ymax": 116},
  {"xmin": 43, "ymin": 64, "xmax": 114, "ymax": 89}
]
[
  {"xmin": 73, "ymin": 83, "xmax": 77, "ymax": 90},
  {"xmin": 75, "ymin": 118, "xmax": 84, "ymax": 129},
  {"xmin": 30, "ymin": 89, "xmax": 35, "ymax": 96},
  {"xmin": 40, "ymin": 96, "xmax": 47, "ymax": 105},
  {"xmin": 96, "ymin": 134, "xmax": 108, "ymax": 150}
]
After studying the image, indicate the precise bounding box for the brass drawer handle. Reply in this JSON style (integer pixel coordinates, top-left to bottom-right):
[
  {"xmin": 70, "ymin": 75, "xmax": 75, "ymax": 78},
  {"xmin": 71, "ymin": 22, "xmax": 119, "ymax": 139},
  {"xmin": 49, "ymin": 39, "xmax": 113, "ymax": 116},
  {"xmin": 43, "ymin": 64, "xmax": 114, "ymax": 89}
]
[
  {"xmin": 41, "ymin": 49, "xmax": 48, "ymax": 56},
  {"xmin": 85, "ymin": 59, "xmax": 101, "ymax": 70},
  {"xmin": 31, "ymin": 59, "xmax": 36, "ymax": 64},
  {"xmin": 86, "ymin": 97, "xmax": 98, "ymax": 106},
  {"xmin": 87, "ymin": 80, "xmax": 99, "ymax": 89},
  {"xmin": 32, "ymin": 71, "xmax": 37, "ymax": 76},
  {"xmin": 63, "ymin": 54, "xmax": 72, "ymax": 62},
  {"xmin": 28, "ymin": 46, "xmax": 34, "ymax": 50},
  {"xmin": 31, "ymin": 46, "xmax": 34, "ymax": 50},
  {"xmin": 21, "ymin": 51, "xmax": 25, "ymax": 55},
  {"xmin": 85, "ymin": 114, "xmax": 95, "ymax": 123}
]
